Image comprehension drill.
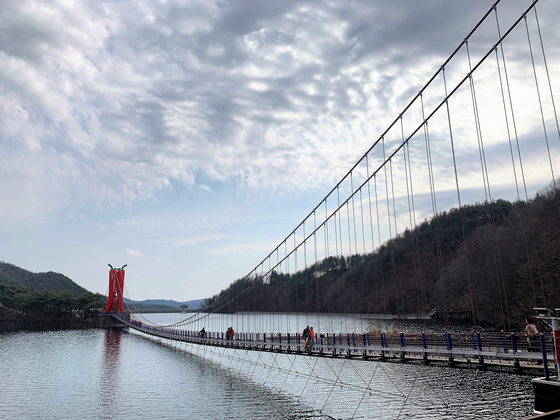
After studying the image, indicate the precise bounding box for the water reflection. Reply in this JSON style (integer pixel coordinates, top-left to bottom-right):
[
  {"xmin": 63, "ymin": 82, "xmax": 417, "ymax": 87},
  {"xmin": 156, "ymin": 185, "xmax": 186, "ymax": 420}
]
[
  {"xmin": 0, "ymin": 327, "xmax": 535, "ymax": 419},
  {"xmin": 0, "ymin": 320, "xmax": 92, "ymax": 333},
  {"xmin": 99, "ymin": 329, "xmax": 122, "ymax": 414}
]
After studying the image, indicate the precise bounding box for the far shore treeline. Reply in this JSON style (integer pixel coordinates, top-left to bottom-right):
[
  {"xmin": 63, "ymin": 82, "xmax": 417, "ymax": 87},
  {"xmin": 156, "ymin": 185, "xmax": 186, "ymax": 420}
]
[
  {"xmin": 205, "ymin": 182, "xmax": 560, "ymax": 329},
  {"xmin": 0, "ymin": 283, "xmax": 105, "ymax": 322}
]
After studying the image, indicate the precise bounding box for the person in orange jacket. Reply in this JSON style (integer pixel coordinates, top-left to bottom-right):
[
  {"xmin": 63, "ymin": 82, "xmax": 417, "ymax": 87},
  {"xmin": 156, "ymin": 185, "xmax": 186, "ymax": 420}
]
[{"xmin": 304, "ymin": 327, "xmax": 315, "ymax": 352}]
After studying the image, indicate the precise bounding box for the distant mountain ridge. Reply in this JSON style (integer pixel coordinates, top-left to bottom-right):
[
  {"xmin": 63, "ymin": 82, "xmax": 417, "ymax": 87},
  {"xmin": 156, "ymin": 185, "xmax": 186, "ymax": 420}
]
[
  {"xmin": 0, "ymin": 262, "xmax": 89, "ymax": 295},
  {"xmin": 124, "ymin": 298, "xmax": 205, "ymax": 310}
]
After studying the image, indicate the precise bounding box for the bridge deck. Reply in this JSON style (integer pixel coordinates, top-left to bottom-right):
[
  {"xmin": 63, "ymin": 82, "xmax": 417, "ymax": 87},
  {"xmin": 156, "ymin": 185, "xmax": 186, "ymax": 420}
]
[{"xmin": 112, "ymin": 314, "xmax": 556, "ymax": 373}]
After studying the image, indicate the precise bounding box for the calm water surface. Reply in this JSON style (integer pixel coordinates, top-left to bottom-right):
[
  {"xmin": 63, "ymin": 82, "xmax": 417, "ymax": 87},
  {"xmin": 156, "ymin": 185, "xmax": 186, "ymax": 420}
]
[
  {"xmin": 141, "ymin": 312, "xmax": 485, "ymax": 336},
  {"xmin": 0, "ymin": 314, "xmax": 536, "ymax": 419}
]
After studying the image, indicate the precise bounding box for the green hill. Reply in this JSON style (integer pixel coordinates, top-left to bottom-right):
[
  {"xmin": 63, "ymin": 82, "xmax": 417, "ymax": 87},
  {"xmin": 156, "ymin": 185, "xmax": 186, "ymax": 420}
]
[{"xmin": 0, "ymin": 262, "xmax": 89, "ymax": 295}]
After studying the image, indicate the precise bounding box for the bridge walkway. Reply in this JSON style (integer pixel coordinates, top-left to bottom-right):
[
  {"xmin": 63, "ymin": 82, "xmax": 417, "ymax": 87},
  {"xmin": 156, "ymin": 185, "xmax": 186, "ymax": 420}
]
[{"xmin": 113, "ymin": 314, "xmax": 557, "ymax": 374}]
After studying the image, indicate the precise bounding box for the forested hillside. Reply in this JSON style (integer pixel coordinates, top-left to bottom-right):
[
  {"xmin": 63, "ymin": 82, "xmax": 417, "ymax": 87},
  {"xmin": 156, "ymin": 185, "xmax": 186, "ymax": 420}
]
[
  {"xmin": 206, "ymin": 183, "xmax": 560, "ymax": 329},
  {"xmin": 0, "ymin": 262, "xmax": 89, "ymax": 295},
  {"xmin": 0, "ymin": 284, "xmax": 105, "ymax": 321},
  {"xmin": 0, "ymin": 262, "xmax": 103, "ymax": 321}
]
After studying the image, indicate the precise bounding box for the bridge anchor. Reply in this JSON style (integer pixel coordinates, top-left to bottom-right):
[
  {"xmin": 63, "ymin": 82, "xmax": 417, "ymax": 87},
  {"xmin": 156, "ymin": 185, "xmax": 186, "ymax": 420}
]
[{"xmin": 97, "ymin": 313, "xmax": 126, "ymax": 329}]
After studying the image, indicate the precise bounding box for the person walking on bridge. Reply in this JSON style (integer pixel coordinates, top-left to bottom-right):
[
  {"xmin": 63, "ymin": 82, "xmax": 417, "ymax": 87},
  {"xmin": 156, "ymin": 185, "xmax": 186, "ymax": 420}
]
[
  {"xmin": 525, "ymin": 317, "xmax": 539, "ymax": 353},
  {"xmin": 304, "ymin": 327, "xmax": 315, "ymax": 353},
  {"xmin": 226, "ymin": 327, "xmax": 234, "ymax": 341},
  {"xmin": 301, "ymin": 325, "xmax": 310, "ymax": 350}
]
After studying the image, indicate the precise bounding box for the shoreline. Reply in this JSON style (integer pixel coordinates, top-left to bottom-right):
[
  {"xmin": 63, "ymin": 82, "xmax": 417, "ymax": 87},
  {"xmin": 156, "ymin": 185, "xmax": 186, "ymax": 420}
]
[{"xmin": 0, "ymin": 307, "xmax": 97, "ymax": 325}]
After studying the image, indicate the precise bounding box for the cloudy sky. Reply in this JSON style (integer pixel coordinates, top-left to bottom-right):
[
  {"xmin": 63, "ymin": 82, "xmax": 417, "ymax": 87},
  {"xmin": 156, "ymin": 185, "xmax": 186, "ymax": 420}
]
[{"xmin": 1, "ymin": 0, "xmax": 559, "ymax": 301}]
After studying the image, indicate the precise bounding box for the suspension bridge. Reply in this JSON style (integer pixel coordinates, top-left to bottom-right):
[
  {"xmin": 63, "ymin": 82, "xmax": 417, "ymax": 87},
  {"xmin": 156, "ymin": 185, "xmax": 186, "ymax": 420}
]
[{"xmin": 99, "ymin": 0, "xmax": 560, "ymax": 417}]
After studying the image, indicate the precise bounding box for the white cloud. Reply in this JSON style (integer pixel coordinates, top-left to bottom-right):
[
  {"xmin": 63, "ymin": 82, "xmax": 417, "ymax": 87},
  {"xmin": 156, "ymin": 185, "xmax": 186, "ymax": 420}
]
[
  {"xmin": 3, "ymin": 0, "xmax": 554, "ymax": 222},
  {"xmin": 125, "ymin": 248, "xmax": 143, "ymax": 257}
]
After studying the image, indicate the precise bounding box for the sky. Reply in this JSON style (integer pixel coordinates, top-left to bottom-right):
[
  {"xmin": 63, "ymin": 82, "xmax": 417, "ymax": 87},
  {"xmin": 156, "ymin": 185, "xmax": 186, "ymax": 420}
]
[{"xmin": 1, "ymin": 0, "xmax": 559, "ymax": 301}]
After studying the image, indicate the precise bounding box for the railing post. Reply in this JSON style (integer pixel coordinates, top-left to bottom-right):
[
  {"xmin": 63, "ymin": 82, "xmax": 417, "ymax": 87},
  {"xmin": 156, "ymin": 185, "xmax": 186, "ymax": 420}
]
[
  {"xmin": 347, "ymin": 334, "xmax": 351, "ymax": 357},
  {"xmin": 362, "ymin": 333, "xmax": 367, "ymax": 359},
  {"xmin": 446, "ymin": 332, "xmax": 454, "ymax": 364},
  {"xmin": 287, "ymin": 333, "xmax": 291, "ymax": 353},
  {"xmin": 422, "ymin": 332, "xmax": 428, "ymax": 362},
  {"xmin": 476, "ymin": 332, "xmax": 484, "ymax": 365},
  {"xmin": 501, "ymin": 330, "xmax": 508, "ymax": 353},
  {"xmin": 540, "ymin": 333, "xmax": 549, "ymax": 380},
  {"xmin": 511, "ymin": 333, "xmax": 520, "ymax": 369},
  {"xmin": 320, "ymin": 333, "xmax": 324, "ymax": 356},
  {"xmin": 380, "ymin": 332, "xmax": 386, "ymax": 358},
  {"xmin": 400, "ymin": 332, "xmax": 406, "ymax": 360}
]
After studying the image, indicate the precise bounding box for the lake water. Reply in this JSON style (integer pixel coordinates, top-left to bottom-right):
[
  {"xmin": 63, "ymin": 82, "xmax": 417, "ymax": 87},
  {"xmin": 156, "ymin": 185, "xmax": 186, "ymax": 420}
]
[
  {"xmin": 0, "ymin": 314, "xmax": 537, "ymax": 419},
  {"xmin": 136, "ymin": 311, "xmax": 494, "ymax": 336}
]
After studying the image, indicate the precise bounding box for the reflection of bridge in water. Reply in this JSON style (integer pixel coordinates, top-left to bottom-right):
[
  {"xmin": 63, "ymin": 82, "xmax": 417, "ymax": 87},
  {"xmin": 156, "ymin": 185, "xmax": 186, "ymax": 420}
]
[{"xmin": 100, "ymin": 0, "xmax": 560, "ymax": 416}]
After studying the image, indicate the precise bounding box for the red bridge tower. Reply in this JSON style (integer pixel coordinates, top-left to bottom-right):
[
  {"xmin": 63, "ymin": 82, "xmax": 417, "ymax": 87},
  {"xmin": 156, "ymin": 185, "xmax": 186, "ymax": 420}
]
[{"xmin": 104, "ymin": 264, "xmax": 127, "ymax": 314}]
